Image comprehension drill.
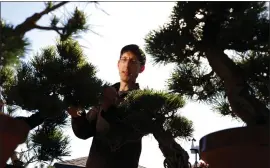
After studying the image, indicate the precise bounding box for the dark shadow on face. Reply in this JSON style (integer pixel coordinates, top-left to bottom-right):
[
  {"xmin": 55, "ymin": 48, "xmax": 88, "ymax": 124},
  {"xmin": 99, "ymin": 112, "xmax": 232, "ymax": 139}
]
[{"xmin": 118, "ymin": 51, "xmax": 143, "ymax": 83}]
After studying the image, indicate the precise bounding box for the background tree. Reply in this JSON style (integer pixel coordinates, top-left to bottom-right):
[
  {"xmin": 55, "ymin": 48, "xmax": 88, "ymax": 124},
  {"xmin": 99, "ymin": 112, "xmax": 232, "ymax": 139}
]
[
  {"xmin": 145, "ymin": 1, "xmax": 269, "ymax": 125},
  {"xmin": 1, "ymin": 2, "xmax": 102, "ymax": 167}
]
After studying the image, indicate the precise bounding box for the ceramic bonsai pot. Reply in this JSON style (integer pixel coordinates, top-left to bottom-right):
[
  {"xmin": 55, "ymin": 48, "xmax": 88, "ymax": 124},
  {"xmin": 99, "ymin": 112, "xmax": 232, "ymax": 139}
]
[{"xmin": 199, "ymin": 126, "xmax": 269, "ymax": 168}]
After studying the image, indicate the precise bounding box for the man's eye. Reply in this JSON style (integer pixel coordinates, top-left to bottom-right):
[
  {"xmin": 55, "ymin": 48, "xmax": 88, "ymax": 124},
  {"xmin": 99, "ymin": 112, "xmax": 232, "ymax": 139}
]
[{"xmin": 120, "ymin": 58, "xmax": 138, "ymax": 64}]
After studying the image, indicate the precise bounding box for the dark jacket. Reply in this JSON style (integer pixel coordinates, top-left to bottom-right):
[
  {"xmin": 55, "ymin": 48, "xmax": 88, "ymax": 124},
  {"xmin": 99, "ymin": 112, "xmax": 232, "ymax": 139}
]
[{"xmin": 71, "ymin": 83, "xmax": 142, "ymax": 168}]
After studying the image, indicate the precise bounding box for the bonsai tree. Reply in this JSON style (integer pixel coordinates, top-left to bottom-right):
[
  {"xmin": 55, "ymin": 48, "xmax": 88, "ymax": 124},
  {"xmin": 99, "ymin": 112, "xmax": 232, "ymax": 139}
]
[
  {"xmin": 2, "ymin": 2, "xmax": 194, "ymax": 168},
  {"xmin": 3, "ymin": 38, "xmax": 104, "ymax": 166},
  {"xmin": 145, "ymin": 1, "xmax": 269, "ymax": 126},
  {"xmin": 99, "ymin": 89, "xmax": 194, "ymax": 168},
  {"xmin": 0, "ymin": 2, "xmax": 102, "ymax": 166}
]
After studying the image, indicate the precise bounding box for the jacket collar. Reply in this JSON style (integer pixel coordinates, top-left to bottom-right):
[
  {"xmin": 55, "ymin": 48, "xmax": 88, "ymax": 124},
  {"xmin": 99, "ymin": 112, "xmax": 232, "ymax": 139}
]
[{"xmin": 112, "ymin": 82, "xmax": 140, "ymax": 92}]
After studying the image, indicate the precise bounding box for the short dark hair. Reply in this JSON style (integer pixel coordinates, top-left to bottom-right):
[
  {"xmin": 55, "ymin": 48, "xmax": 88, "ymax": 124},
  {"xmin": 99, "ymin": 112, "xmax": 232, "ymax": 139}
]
[{"xmin": 120, "ymin": 44, "xmax": 146, "ymax": 66}]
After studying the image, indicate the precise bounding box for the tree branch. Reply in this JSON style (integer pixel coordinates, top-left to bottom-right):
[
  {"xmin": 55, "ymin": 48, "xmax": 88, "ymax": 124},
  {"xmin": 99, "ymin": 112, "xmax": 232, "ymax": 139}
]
[
  {"xmin": 206, "ymin": 48, "xmax": 270, "ymax": 125},
  {"xmin": 35, "ymin": 25, "xmax": 64, "ymax": 35},
  {"xmin": 89, "ymin": 29, "xmax": 102, "ymax": 37},
  {"xmin": 23, "ymin": 156, "xmax": 38, "ymax": 167},
  {"xmin": 40, "ymin": 2, "xmax": 68, "ymax": 16},
  {"xmin": 35, "ymin": 25, "xmax": 64, "ymax": 31},
  {"xmin": 18, "ymin": 146, "xmax": 36, "ymax": 155},
  {"xmin": 14, "ymin": 2, "xmax": 68, "ymax": 36},
  {"xmin": 201, "ymin": 70, "xmax": 214, "ymax": 80},
  {"xmin": 152, "ymin": 125, "xmax": 189, "ymax": 168}
]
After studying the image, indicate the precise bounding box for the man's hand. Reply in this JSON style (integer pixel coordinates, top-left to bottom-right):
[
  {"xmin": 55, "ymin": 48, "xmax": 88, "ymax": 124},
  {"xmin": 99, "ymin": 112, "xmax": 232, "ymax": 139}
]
[
  {"xmin": 67, "ymin": 106, "xmax": 82, "ymax": 118},
  {"xmin": 67, "ymin": 86, "xmax": 117, "ymax": 118},
  {"xmin": 86, "ymin": 107, "xmax": 99, "ymax": 121},
  {"xmin": 101, "ymin": 86, "xmax": 118, "ymax": 112}
]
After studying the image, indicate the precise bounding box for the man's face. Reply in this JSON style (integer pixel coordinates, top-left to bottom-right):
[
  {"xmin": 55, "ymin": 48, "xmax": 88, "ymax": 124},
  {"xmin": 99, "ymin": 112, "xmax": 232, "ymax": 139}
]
[{"xmin": 118, "ymin": 51, "xmax": 143, "ymax": 83}]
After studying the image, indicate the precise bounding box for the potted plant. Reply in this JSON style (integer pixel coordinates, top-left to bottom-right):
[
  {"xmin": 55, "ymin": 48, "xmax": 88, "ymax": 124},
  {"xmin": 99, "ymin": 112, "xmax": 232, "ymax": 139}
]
[{"xmin": 144, "ymin": 1, "xmax": 269, "ymax": 168}]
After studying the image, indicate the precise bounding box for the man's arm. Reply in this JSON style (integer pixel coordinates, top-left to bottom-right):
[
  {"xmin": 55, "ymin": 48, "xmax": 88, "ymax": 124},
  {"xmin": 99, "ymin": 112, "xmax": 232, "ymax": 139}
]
[{"xmin": 70, "ymin": 107, "xmax": 98, "ymax": 140}]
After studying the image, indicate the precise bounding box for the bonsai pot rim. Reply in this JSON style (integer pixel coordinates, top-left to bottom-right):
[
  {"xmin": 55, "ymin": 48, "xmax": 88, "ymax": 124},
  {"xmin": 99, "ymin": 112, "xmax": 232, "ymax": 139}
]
[{"xmin": 199, "ymin": 125, "xmax": 269, "ymax": 154}]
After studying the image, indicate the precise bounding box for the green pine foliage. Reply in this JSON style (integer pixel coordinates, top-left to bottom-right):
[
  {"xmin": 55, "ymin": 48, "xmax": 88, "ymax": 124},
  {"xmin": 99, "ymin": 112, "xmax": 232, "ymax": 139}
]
[
  {"xmin": 101, "ymin": 89, "xmax": 193, "ymax": 151},
  {"xmin": 145, "ymin": 2, "xmax": 269, "ymax": 125}
]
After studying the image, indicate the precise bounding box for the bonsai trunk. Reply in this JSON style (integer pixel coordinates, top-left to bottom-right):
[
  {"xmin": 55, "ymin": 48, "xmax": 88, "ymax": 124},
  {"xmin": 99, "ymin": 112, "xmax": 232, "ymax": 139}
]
[
  {"xmin": 153, "ymin": 125, "xmax": 189, "ymax": 168},
  {"xmin": 205, "ymin": 48, "xmax": 269, "ymax": 125}
]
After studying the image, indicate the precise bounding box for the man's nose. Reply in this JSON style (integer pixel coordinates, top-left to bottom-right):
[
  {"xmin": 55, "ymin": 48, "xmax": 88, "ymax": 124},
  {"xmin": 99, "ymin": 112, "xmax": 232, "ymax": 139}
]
[{"xmin": 123, "ymin": 60, "xmax": 132, "ymax": 67}]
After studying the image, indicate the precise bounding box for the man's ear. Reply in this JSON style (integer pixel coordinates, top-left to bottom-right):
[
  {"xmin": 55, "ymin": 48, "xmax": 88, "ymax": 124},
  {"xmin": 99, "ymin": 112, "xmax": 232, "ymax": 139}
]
[{"xmin": 140, "ymin": 65, "xmax": 145, "ymax": 73}]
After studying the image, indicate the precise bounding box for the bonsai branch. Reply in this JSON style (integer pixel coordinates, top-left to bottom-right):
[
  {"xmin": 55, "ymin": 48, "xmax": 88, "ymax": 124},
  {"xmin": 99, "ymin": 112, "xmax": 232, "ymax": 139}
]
[
  {"xmin": 35, "ymin": 25, "xmax": 64, "ymax": 35},
  {"xmin": 14, "ymin": 1, "xmax": 68, "ymax": 36},
  {"xmin": 35, "ymin": 25, "xmax": 64, "ymax": 31},
  {"xmin": 153, "ymin": 125, "xmax": 189, "ymax": 168}
]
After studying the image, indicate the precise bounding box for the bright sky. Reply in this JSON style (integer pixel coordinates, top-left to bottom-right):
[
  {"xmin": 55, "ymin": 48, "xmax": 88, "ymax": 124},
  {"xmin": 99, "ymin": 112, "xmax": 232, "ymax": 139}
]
[{"xmin": 2, "ymin": 2, "xmax": 244, "ymax": 168}]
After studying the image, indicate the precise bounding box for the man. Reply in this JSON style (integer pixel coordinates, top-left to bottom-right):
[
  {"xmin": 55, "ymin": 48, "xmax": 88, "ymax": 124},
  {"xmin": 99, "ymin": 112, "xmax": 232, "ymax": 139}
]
[{"xmin": 67, "ymin": 44, "xmax": 146, "ymax": 168}]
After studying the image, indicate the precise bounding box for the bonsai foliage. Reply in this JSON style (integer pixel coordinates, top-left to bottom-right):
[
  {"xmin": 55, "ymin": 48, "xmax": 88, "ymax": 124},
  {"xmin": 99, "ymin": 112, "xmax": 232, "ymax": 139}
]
[
  {"xmin": 0, "ymin": 20, "xmax": 29, "ymax": 67},
  {"xmin": 0, "ymin": 2, "xmax": 100, "ymax": 166},
  {"xmin": 0, "ymin": 20, "xmax": 30, "ymax": 88},
  {"xmin": 0, "ymin": 2, "xmax": 88, "ymax": 88},
  {"xmin": 100, "ymin": 89, "xmax": 193, "ymax": 168},
  {"xmin": 29, "ymin": 124, "xmax": 70, "ymax": 163},
  {"xmin": 4, "ymin": 38, "xmax": 104, "ymax": 165},
  {"xmin": 5, "ymin": 39, "xmax": 104, "ymax": 118},
  {"xmin": 145, "ymin": 1, "xmax": 269, "ymax": 125}
]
